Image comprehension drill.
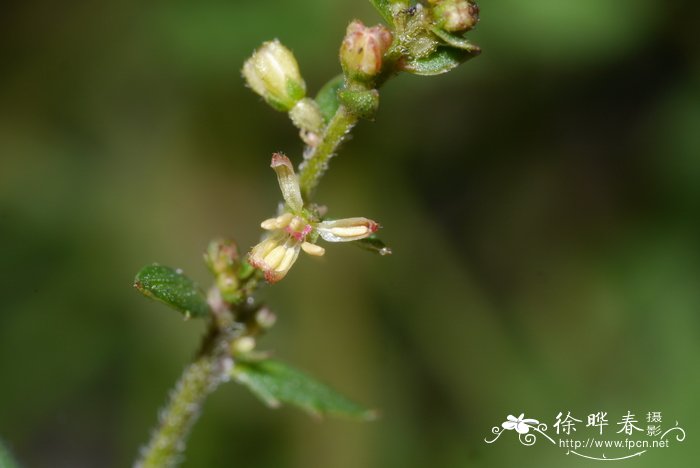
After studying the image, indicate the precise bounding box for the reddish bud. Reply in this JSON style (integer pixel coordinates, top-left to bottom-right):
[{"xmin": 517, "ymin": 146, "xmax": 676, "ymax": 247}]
[
  {"xmin": 432, "ymin": 0, "xmax": 480, "ymax": 33},
  {"xmin": 340, "ymin": 20, "xmax": 393, "ymax": 83}
]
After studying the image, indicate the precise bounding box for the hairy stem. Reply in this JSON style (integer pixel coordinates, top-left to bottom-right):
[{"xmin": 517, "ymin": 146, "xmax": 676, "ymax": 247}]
[
  {"xmin": 299, "ymin": 105, "xmax": 359, "ymax": 200},
  {"xmin": 135, "ymin": 328, "xmax": 234, "ymax": 468}
]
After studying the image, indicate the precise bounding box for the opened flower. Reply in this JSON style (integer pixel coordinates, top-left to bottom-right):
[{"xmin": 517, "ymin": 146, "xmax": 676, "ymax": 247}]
[
  {"xmin": 502, "ymin": 414, "xmax": 539, "ymax": 434},
  {"xmin": 249, "ymin": 153, "xmax": 380, "ymax": 283}
]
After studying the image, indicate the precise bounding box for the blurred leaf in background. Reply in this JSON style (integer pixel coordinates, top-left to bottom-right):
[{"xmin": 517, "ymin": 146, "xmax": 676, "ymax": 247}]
[{"xmin": 0, "ymin": 439, "xmax": 19, "ymax": 468}]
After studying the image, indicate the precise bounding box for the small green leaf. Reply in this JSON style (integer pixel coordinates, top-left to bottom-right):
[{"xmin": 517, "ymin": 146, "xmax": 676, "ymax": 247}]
[
  {"xmin": 0, "ymin": 438, "xmax": 19, "ymax": 468},
  {"xmin": 315, "ymin": 74, "xmax": 344, "ymax": 123},
  {"xmin": 355, "ymin": 235, "xmax": 393, "ymax": 256},
  {"xmin": 134, "ymin": 264, "xmax": 210, "ymax": 319},
  {"xmin": 431, "ymin": 27, "xmax": 481, "ymax": 53},
  {"xmin": 233, "ymin": 359, "xmax": 377, "ymax": 420},
  {"xmin": 400, "ymin": 47, "xmax": 478, "ymax": 76}
]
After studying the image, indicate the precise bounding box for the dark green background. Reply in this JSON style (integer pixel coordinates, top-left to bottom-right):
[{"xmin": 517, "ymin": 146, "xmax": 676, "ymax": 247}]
[{"xmin": 1, "ymin": 1, "xmax": 698, "ymax": 466}]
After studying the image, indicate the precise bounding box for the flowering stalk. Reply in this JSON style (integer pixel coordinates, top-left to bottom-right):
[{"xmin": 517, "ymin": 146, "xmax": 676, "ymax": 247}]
[
  {"xmin": 134, "ymin": 1, "xmax": 481, "ymax": 466},
  {"xmin": 135, "ymin": 349, "xmax": 224, "ymax": 468},
  {"xmin": 135, "ymin": 294, "xmax": 240, "ymax": 468},
  {"xmin": 298, "ymin": 105, "xmax": 359, "ymax": 199}
]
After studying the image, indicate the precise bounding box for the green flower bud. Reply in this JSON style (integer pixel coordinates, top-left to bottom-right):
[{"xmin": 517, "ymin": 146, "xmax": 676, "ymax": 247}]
[
  {"xmin": 340, "ymin": 20, "xmax": 393, "ymax": 83},
  {"xmin": 204, "ymin": 239, "xmax": 242, "ymax": 304},
  {"xmin": 431, "ymin": 0, "xmax": 480, "ymax": 33},
  {"xmin": 289, "ymin": 97, "xmax": 324, "ymax": 135},
  {"xmin": 242, "ymin": 40, "xmax": 306, "ymax": 112},
  {"xmin": 204, "ymin": 238, "xmax": 239, "ymax": 275}
]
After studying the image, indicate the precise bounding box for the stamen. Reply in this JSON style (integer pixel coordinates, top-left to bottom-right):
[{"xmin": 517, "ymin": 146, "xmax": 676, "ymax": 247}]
[
  {"xmin": 260, "ymin": 218, "xmax": 278, "ymax": 230},
  {"xmin": 274, "ymin": 212, "xmax": 294, "ymax": 228},
  {"xmin": 301, "ymin": 242, "xmax": 325, "ymax": 256},
  {"xmin": 329, "ymin": 226, "xmax": 369, "ymax": 238}
]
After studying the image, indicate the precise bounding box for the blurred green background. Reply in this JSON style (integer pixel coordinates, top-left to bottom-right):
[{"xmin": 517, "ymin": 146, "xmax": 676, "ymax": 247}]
[{"xmin": 1, "ymin": 0, "xmax": 699, "ymax": 466}]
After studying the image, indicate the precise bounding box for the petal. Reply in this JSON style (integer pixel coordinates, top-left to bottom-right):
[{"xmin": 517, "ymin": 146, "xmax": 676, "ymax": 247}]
[
  {"xmin": 522, "ymin": 418, "xmax": 539, "ymax": 426},
  {"xmin": 515, "ymin": 423, "xmax": 530, "ymax": 434},
  {"xmin": 271, "ymin": 153, "xmax": 303, "ymax": 212},
  {"xmin": 502, "ymin": 422, "xmax": 517, "ymax": 431},
  {"xmin": 273, "ymin": 242, "xmax": 301, "ymax": 276},
  {"xmin": 249, "ymin": 233, "xmax": 282, "ymax": 265},
  {"xmin": 506, "ymin": 415, "xmax": 518, "ymax": 422},
  {"xmin": 260, "ymin": 218, "xmax": 278, "ymax": 230},
  {"xmin": 316, "ymin": 217, "xmax": 379, "ymax": 242},
  {"xmin": 248, "ymin": 233, "xmax": 301, "ymax": 283}
]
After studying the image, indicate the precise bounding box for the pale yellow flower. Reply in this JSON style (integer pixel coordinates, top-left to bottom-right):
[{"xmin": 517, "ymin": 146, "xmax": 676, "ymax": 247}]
[{"xmin": 249, "ymin": 154, "xmax": 379, "ymax": 283}]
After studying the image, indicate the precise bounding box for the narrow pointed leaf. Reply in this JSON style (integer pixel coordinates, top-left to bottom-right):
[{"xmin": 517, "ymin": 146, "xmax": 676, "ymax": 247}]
[
  {"xmin": 431, "ymin": 27, "xmax": 481, "ymax": 54},
  {"xmin": 400, "ymin": 47, "xmax": 477, "ymax": 76},
  {"xmin": 355, "ymin": 235, "xmax": 393, "ymax": 256},
  {"xmin": 232, "ymin": 359, "xmax": 377, "ymax": 420},
  {"xmin": 133, "ymin": 264, "xmax": 210, "ymax": 318},
  {"xmin": 315, "ymin": 74, "xmax": 344, "ymax": 123}
]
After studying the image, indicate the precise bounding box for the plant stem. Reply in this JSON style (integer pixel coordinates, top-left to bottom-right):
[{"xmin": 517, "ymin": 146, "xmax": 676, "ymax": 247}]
[
  {"xmin": 135, "ymin": 328, "xmax": 234, "ymax": 468},
  {"xmin": 298, "ymin": 105, "xmax": 359, "ymax": 200},
  {"xmin": 134, "ymin": 101, "xmax": 363, "ymax": 465}
]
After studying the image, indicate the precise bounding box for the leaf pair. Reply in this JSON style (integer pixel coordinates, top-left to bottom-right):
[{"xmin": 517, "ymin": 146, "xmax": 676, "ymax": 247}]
[{"xmin": 369, "ymin": 0, "xmax": 481, "ymax": 76}]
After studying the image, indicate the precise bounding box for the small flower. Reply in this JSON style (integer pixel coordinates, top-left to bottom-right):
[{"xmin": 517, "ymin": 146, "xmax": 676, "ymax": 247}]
[
  {"xmin": 430, "ymin": 0, "xmax": 480, "ymax": 33},
  {"xmin": 288, "ymin": 97, "xmax": 324, "ymax": 140},
  {"xmin": 340, "ymin": 20, "xmax": 393, "ymax": 83},
  {"xmin": 501, "ymin": 414, "xmax": 539, "ymax": 434},
  {"xmin": 242, "ymin": 40, "xmax": 306, "ymax": 112},
  {"xmin": 249, "ymin": 153, "xmax": 380, "ymax": 283}
]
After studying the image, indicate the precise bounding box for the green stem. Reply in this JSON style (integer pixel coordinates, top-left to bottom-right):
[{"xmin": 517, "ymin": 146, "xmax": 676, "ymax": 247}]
[
  {"xmin": 135, "ymin": 327, "xmax": 234, "ymax": 468},
  {"xmin": 298, "ymin": 105, "xmax": 359, "ymax": 200}
]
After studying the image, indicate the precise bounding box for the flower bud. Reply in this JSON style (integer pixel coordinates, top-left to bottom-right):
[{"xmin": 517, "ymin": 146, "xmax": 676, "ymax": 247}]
[
  {"xmin": 255, "ymin": 307, "xmax": 277, "ymax": 329},
  {"xmin": 340, "ymin": 20, "xmax": 393, "ymax": 83},
  {"xmin": 204, "ymin": 239, "xmax": 239, "ymax": 275},
  {"xmin": 288, "ymin": 97, "xmax": 324, "ymax": 135},
  {"xmin": 431, "ymin": 0, "xmax": 480, "ymax": 33},
  {"xmin": 204, "ymin": 239, "xmax": 244, "ymax": 303},
  {"xmin": 242, "ymin": 39, "xmax": 306, "ymax": 112},
  {"xmin": 232, "ymin": 336, "xmax": 256, "ymax": 355}
]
